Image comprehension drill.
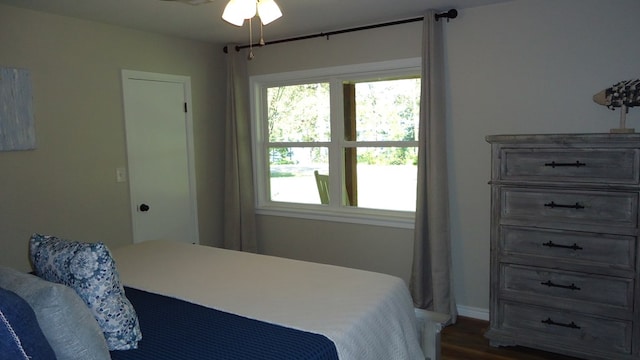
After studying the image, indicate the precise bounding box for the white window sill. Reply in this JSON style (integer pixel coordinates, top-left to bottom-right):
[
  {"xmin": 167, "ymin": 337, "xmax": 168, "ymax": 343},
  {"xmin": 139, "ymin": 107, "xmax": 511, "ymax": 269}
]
[{"xmin": 255, "ymin": 205, "xmax": 415, "ymax": 229}]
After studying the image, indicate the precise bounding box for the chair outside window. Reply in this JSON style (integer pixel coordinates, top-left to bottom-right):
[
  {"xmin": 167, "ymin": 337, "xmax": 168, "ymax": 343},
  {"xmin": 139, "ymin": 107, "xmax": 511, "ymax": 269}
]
[{"xmin": 314, "ymin": 170, "xmax": 329, "ymax": 204}]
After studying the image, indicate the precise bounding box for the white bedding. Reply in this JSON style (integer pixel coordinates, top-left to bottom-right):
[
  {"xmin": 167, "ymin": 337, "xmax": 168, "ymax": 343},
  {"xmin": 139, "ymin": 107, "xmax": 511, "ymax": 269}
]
[{"xmin": 112, "ymin": 240, "xmax": 425, "ymax": 360}]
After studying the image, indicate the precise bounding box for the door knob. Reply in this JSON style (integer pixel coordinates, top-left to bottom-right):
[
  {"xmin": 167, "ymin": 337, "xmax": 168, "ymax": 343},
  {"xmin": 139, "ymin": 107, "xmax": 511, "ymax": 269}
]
[{"xmin": 139, "ymin": 204, "xmax": 150, "ymax": 212}]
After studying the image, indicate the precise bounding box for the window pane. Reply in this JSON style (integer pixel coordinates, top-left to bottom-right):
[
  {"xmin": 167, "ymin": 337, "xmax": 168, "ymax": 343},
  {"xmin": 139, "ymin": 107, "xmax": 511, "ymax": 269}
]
[
  {"xmin": 344, "ymin": 78, "xmax": 420, "ymax": 142},
  {"xmin": 269, "ymin": 147, "xmax": 328, "ymax": 204},
  {"xmin": 267, "ymin": 83, "xmax": 330, "ymax": 142},
  {"xmin": 345, "ymin": 147, "xmax": 418, "ymax": 211}
]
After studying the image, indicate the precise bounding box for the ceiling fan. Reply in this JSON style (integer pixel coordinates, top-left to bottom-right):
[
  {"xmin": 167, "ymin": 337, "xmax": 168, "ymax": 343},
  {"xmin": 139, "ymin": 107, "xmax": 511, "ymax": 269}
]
[
  {"xmin": 160, "ymin": 0, "xmax": 214, "ymax": 5},
  {"xmin": 162, "ymin": 0, "xmax": 282, "ymax": 60}
]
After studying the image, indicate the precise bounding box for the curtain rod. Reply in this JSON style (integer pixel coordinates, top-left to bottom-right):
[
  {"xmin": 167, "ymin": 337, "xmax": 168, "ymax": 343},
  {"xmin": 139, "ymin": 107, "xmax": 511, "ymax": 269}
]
[{"xmin": 223, "ymin": 9, "xmax": 457, "ymax": 53}]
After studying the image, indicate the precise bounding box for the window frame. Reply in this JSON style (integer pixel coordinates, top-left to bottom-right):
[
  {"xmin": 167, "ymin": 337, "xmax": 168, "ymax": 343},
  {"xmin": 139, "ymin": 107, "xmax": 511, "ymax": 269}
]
[{"xmin": 250, "ymin": 58, "xmax": 421, "ymax": 229}]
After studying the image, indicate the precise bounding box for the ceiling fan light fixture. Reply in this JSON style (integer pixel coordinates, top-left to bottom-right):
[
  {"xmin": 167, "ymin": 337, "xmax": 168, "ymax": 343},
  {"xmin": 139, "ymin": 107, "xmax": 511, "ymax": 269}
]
[
  {"xmin": 222, "ymin": 0, "xmax": 256, "ymax": 26},
  {"xmin": 257, "ymin": 0, "xmax": 282, "ymax": 25},
  {"xmin": 222, "ymin": 0, "xmax": 282, "ymax": 26},
  {"xmin": 222, "ymin": 0, "xmax": 282, "ymax": 59}
]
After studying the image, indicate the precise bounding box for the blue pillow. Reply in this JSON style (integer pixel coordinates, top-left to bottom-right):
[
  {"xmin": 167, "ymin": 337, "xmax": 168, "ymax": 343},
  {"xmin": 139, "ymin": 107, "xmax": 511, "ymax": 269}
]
[
  {"xmin": 30, "ymin": 233, "xmax": 142, "ymax": 351},
  {"xmin": 0, "ymin": 287, "xmax": 56, "ymax": 360}
]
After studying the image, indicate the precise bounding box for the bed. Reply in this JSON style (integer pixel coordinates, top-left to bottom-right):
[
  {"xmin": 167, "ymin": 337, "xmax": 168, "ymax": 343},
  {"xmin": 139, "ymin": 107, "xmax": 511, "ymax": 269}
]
[
  {"xmin": 0, "ymin": 237, "xmax": 448, "ymax": 360},
  {"xmin": 110, "ymin": 240, "xmax": 442, "ymax": 360}
]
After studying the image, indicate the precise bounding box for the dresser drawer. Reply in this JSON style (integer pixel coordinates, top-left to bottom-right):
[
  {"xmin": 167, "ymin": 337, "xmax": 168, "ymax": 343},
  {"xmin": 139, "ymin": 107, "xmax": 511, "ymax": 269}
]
[
  {"xmin": 501, "ymin": 264, "xmax": 634, "ymax": 312},
  {"xmin": 500, "ymin": 226, "xmax": 635, "ymax": 272},
  {"xmin": 500, "ymin": 187, "xmax": 638, "ymax": 228},
  {"xmin": 499, "ymin": 301, "xmax": 632, "ymax": 356},
  {"xmin": 499, "ymin": 148, "xmax": 639, "ymax": 184}
]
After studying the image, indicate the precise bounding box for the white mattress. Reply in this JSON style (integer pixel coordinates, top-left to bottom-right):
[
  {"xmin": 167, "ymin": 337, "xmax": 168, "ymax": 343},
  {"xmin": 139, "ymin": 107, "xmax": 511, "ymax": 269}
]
[{"xmin": 112, "ymin": 240, "xmax": 425, "ymax": 360}]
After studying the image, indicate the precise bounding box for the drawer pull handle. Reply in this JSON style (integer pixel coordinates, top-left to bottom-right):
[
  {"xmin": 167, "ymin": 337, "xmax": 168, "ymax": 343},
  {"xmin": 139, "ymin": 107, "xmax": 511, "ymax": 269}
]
[
  {"xmin": 544, "ymin": 201, "xmax": 584, "ymax": 209},
  {"xmin": 542, "ymin": 241, "xmax": 583, "ymax": 251},
  {"xmin": 540, "ymin": 280, "xmax": 581, "ymax": 291},
  {"xmin": 541, "ymin": 318, "xmax": 581, "ymax": 329},
  {"xmin": 544, "ymin": 161, "xmax": 586, "ymax": 168}
]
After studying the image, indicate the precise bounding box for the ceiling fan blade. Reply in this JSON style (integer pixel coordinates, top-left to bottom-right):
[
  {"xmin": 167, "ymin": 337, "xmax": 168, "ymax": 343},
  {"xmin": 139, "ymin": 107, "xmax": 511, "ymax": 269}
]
[{"xmin": 160, "ymin": 0, "xmax": 215, "ymax": 5}]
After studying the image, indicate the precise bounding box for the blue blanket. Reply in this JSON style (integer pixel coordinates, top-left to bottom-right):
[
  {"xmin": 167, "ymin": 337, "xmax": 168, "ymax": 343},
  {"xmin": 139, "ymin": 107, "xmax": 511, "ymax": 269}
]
[{"xmin": 110, "ymin": 287, "xmax": 339, "ymax": 360}]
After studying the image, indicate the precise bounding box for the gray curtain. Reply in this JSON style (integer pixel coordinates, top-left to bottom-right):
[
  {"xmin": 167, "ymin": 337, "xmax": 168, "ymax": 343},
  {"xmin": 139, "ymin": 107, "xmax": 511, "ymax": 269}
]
[
  {"xmin": 409, "ymin": 12, "xmax": 457, "ymax": 322},
  {"xmin": 223, "ymin": 47, "xmax": 258, "ymax": 252}
]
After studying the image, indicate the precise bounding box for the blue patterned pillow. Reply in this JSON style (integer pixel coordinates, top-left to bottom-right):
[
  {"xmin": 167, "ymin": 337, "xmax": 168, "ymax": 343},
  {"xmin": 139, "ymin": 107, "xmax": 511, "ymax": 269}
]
[{"xmin": 29, "ymin": 233, "xmax": 142, "ymax": 351}]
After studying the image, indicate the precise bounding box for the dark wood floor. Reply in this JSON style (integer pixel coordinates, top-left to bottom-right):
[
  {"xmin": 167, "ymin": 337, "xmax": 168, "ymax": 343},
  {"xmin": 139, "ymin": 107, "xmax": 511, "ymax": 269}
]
[{"xmin": 441, "ymin": 317, "xmax": 582, "ymax": 360}]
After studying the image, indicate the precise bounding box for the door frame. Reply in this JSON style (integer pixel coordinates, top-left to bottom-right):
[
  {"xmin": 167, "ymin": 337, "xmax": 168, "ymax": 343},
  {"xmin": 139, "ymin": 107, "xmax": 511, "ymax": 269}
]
[{"xmin": 121, "ymin": 69, "xmax": 200, "ymax": 244}]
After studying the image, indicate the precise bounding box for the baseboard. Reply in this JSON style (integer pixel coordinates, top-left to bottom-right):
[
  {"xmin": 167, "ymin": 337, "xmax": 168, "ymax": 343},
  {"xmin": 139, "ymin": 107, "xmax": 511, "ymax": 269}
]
[{"xmin": 456, "ymin": 305, "xmax": 489, "ymax": 321}]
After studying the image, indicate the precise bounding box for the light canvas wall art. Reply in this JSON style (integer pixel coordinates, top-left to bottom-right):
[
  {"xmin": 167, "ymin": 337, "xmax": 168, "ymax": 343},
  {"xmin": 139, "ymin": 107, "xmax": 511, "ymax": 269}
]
[{"xmin": 0, "ymin": 67, "xmax": 36, "ymax": 151}]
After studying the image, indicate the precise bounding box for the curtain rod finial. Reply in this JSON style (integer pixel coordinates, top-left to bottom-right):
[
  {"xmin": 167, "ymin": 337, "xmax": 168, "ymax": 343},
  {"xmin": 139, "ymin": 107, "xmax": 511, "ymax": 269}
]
[{"xmin": 435, "ymin": 9, "xmax": 457, "ymax": 22}]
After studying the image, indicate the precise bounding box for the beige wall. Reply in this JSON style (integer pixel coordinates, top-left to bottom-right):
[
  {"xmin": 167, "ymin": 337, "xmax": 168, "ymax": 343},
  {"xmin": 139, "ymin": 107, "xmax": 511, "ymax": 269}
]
[
  {"xmin": 248, "ymin": 0, "xmax": 640, "ymax": 318},
  {"xmin": 0, "ymin": 5, "xmax": 227, "ymax": 271},
  {"xmin": 2, "ymin": 0, "xmax": 639, "ymax": 319},
  {"xmin": 247, "ymin": 21, "xmax": 424, "ymax": 286}
]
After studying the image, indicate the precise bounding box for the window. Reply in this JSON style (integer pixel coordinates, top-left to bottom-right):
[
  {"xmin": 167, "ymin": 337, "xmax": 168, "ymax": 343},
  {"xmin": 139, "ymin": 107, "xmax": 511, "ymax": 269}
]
[{"xmin": 251, "ymin": 59, "xmax": 421, "ymax": 227}]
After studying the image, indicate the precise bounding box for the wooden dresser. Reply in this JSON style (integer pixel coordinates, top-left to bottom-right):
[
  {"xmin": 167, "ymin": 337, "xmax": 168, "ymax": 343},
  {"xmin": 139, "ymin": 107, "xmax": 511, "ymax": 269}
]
[{"xmin": 485, "ymin": 133, "xmax": 640, "ymax": 360}]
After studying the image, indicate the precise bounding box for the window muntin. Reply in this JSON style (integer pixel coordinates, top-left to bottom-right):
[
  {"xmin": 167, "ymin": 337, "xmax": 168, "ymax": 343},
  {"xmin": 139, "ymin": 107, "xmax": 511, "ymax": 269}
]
[
  {"xmin": 343, "ymin": 147, "xmax": 418, "ymax": 212},
  {"xmin": 346, "ymin": 79, "xmax": 420, "ymax": 142},
  {"xmin": 268, "ymin": 146, "xmax": 328, "ymax": 204},
  {"xmin": 267, "ymin": 83, "xmax": 330, "ymax": 142},
  {"xmin": 266, "ymin": 82, "xmax": 330, "ymax": 206},
  {"xmin": 252, "ymin": 60, "xmax": 421, "ymax": 225}
]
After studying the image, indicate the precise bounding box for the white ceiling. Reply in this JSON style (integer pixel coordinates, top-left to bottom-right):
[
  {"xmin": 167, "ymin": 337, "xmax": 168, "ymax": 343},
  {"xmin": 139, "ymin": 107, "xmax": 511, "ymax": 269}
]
[{"xmin": 0, "ymin": 0, "xmax": 513, "ymax": 44}]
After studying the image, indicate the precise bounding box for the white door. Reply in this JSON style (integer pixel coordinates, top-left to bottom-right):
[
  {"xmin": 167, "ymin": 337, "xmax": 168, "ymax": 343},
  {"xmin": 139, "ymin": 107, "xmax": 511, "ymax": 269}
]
[{"xmin": 121, "ymin": 70, "xmax": 199, "ymax": 244}]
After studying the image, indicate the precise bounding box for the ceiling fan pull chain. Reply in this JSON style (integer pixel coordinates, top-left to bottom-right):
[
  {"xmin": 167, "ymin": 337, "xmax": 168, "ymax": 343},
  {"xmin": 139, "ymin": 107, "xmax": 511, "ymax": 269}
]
[
  {"xmin": 259, "ymin": 22, "xmax": 265, "ymax": 46},
  {"xmin": 248, "ymin": 18, "xmax": 254, "ymax": 60}
]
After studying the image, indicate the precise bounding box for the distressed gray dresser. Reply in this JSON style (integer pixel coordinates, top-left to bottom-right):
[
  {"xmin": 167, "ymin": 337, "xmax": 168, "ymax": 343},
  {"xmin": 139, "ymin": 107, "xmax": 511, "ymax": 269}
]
[{"xmin": 485, "ymin": 133, "xmax": 640, "ymax": 360}]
